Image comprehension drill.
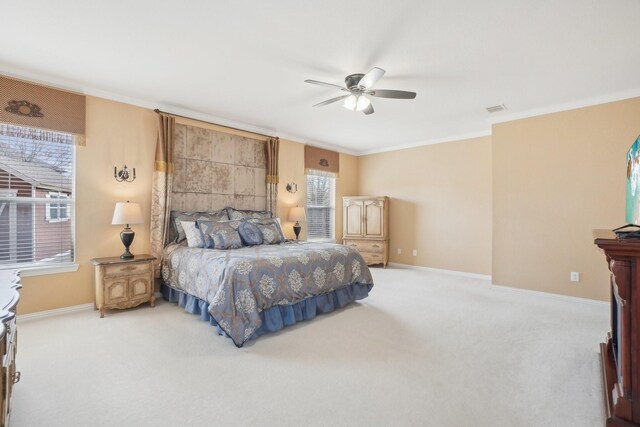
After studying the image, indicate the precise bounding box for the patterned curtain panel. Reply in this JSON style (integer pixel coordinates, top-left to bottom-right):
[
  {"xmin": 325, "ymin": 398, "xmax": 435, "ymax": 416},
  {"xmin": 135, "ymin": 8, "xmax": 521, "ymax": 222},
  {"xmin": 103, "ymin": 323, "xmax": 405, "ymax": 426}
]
[
  {"xmin": 150, "ymin": 113, "xmax": 175, "ymax": 275},
  {"xmin": 0, "ymin": 75, "xmax": 86, "ymax": 145},
  {"xmin": 265, "ymin": 137, "xmax": 280, "ymax": 216}
]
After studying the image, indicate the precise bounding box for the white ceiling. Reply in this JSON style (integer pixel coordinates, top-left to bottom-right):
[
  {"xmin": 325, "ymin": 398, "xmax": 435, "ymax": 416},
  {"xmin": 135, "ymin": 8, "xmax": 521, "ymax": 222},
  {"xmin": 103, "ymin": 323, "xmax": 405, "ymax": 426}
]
[{"xmin": 1, "ymin": 0, "xmax": 639, "ymax": 155}]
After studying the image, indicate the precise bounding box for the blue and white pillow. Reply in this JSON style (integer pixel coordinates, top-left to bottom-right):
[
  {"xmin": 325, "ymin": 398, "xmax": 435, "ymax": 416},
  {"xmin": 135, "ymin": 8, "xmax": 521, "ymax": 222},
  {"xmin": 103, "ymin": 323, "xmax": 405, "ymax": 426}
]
[
  {"xmin": 180, "ymin": 220, "xmax": 205, "ymax": 248},
  {"xmin": 248, "ymin": 218, "xmax": 286, "ymax": 244},
  {"xmin": 238, "ymin": 220, "xmax": 264, "ymax": 246},
  {"xmin": 169, "ymin": 210, "xmax": 229, "ymax": 243},
  {"xmin": 198, "ymin": 220, "xmax": 243, "ymax": 250}
]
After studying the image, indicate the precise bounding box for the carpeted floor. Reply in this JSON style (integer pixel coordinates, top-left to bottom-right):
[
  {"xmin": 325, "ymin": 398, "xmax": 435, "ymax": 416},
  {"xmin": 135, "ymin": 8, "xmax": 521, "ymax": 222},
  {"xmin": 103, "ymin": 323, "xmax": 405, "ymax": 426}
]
[{"xmin": 12, "ymin": 267, "xmax": 608, "ymax": 427}]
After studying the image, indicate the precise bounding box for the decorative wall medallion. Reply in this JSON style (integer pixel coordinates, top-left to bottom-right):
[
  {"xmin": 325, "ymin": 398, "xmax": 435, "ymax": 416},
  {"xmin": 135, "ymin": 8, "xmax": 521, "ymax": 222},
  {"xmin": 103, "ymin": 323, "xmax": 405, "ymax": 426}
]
[
  {"xmin": 286, "ymin": 182, "xmax": 298, "ymax": 193},
  {"xmin": 319, "ymin": 158, "xmax": 329, "ymax": 167},
  {"xmin": 5, "ymin": 100, "xmax": 44, "ymax": 118}
]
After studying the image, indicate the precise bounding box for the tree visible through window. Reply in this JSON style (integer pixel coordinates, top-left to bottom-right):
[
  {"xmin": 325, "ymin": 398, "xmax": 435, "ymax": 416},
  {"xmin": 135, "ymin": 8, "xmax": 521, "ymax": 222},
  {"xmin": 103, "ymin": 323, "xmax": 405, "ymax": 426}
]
[
  {"xmin": 0, "ymin": 124, "xmax": 75, "ymax": 267},
  {"xmin": 306, "ymin": 171, "xmax": 335, "ymax": 240}
]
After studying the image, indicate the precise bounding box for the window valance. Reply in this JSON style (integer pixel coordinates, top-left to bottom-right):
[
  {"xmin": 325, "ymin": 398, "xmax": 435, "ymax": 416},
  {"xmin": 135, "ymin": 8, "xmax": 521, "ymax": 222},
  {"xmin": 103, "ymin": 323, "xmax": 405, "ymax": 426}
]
[
  {"xmin": 304, "ymin": 145, "xmax": 339, "ymax": 176},
  {"xmin": 0, "ymin": 75, "xmax": 86, "ymax": 145}
]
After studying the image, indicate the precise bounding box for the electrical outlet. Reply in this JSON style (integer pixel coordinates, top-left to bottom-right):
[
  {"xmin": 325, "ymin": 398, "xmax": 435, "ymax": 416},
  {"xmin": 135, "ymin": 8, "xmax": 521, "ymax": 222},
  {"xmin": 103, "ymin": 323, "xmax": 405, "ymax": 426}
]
[
  {"xmin": 397, "ymin": 248, "xmax": 402, "ymax": 255},
  {"xmin": 570, "ymin": 272, "xmax": 580, "ymax": 282},
  {"xmin": 412, "ymin": 249, "xmax": 417, "ymax": 257}
]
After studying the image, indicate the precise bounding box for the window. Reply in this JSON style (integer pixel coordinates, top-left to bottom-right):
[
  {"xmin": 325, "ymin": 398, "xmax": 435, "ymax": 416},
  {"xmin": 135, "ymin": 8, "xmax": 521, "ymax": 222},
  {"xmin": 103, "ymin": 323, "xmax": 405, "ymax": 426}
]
[
  {"xmin": 0, "ymin": 124, "xmax": 75, "ymax": 268},
  {"xmin": 45, "ymin": 192, "xmax": 70, "ymax": 222},
  {"xmin": 306, "ymin": 171, "xmax": 335, "ymax": 240}
]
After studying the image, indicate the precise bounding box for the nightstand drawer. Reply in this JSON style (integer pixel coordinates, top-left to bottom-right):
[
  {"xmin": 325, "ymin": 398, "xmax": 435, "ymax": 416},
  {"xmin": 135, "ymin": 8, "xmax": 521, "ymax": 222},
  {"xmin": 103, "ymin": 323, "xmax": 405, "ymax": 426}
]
[
  {"xmin": 104, "ymin": 262, "xmax": 151, "ymax": 277},
  {"xmin": 344, "ymin": 240, "xmax": 385, "ymax": 253}
]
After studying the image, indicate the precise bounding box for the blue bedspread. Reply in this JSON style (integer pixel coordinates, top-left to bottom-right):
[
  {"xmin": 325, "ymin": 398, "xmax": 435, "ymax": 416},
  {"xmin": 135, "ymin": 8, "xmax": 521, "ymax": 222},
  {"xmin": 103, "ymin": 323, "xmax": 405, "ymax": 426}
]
[{"xmin": 161, "ymin": 241, "xmax": 374, "ymax": 346}]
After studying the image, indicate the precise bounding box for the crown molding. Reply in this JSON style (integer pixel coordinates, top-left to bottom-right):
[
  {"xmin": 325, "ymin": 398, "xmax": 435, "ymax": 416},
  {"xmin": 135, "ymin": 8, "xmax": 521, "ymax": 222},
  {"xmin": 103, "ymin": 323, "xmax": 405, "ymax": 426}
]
[
  {"xmin": 2, "ymin": 64, "xmax": 639, "ymax": 158},
  {"xmin": 0, "ymin": 65, "xmax": 359, "ymax": 155},
  {"xmin": 488, "ymin": 88, "xmax": 640, "ymax": 125},
  {"xmin": 356, "ymin": 129, "xmax": 492, "ymax": 156}
]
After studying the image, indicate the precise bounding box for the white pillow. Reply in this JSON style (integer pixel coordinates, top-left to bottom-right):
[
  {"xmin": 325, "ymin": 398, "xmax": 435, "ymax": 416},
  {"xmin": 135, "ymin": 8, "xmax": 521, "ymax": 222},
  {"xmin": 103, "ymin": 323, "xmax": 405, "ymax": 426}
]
[{"xmin": 180, "ymin": 220, "xmax": 205, "ymax": 248}]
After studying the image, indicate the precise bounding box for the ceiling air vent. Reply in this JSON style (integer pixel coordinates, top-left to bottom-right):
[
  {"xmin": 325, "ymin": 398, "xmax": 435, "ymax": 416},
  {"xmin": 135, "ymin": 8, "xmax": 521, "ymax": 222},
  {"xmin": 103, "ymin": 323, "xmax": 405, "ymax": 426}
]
[{"xmin": 486, "ymin": 104, "xmax": 507, "ymax": 113}]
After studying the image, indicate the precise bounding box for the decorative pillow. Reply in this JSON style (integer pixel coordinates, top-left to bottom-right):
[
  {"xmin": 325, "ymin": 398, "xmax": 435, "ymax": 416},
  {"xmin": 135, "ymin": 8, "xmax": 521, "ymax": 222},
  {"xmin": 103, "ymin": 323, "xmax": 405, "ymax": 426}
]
[
  {"xmin": 169, "ymin": 210, "xmax": 229, "ymax": 243},
  {"xmin": 198, "ymin": 220, "xmax": 243, "ymax": 250},
  {"xmin": 238, "ymin": 220, "xmax": 264, "ymax": 246},
  {"xmin": 247, "ymin": 218, "xmax": 286, "ymax": 245},
  {"xmin": 226, "ymin": 207, "xmax": 273, "ymax": 221},
  {"xmin": 180, "ymin": 220, "xmax": 205, "ymax": 248}
]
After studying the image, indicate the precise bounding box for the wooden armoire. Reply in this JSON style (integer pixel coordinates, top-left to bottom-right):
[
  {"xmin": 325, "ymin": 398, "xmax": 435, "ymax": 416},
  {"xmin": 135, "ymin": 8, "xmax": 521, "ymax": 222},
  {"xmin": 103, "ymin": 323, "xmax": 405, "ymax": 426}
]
[{"xmin": 342, "ymin": 196, "xmax": 389, "ymax": 267}]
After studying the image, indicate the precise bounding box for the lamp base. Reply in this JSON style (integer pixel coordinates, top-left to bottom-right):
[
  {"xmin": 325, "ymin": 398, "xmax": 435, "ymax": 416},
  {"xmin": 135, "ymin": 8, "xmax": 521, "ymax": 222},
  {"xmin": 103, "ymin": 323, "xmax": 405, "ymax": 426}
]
[
  {"xmin": 120, "ymin": 227, "xmax": 135, "ymax": 259},
  {"xmin": 293, "ymin": 222, "xmax": 301, "ymax": 240}
]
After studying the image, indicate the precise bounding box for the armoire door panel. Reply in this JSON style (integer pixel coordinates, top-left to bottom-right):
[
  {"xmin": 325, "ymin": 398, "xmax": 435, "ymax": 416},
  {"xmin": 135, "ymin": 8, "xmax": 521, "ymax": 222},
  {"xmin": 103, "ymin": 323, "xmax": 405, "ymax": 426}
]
[
  {"xmin": 364, "ymin": 200, "xmax": 384, "ymax": 238},
  {"xmin": 345, "ymin": 202, "xmax": 364, "ymax": 238}
]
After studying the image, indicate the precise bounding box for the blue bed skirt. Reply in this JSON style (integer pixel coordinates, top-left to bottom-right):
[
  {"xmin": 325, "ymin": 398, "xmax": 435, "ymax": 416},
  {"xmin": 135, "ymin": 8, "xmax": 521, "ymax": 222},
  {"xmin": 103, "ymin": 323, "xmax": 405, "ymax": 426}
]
[{"xmin": 161, "ymin": 282, "xmax": 372, "ymax": 345}]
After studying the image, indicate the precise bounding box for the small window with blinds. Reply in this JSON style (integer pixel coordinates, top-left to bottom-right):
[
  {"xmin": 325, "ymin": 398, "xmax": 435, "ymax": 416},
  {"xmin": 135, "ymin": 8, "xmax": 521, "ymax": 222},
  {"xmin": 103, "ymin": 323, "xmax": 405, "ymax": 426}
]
[
  {"xmin": 306, "ymin": 171, "xmax": 335, "ymax": 240},
  {"xmin": 0, "ymin": 124, "xmax": 75, "ymax": 268}
]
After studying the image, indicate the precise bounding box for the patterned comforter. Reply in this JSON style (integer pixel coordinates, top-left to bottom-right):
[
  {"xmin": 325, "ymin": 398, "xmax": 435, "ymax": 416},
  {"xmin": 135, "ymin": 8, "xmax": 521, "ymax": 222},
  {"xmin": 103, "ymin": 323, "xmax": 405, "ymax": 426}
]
[{"xmin": 161, "ymin": 241, "xmax": 374, "ymax": 346}]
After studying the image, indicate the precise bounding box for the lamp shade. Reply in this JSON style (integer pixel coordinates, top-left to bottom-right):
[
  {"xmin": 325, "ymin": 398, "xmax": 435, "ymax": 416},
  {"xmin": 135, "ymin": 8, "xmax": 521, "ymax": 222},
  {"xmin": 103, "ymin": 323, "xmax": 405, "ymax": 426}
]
[
  {"xmin": 112, "ymin": 202, "xmax": 143, "ymax": 225},
  {"xmin": 288, "ymin": 206, "xmax": 306, "ymax": 222}
]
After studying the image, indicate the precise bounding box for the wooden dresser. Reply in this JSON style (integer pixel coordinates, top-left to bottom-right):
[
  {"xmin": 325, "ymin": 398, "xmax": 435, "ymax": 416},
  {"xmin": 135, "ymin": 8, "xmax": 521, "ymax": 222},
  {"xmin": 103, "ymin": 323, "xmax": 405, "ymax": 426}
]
[
  {"xmin": 91, "ymin": 255, "xmax": 156, "ymax": 318},
  {"xmin": 342, "ymin": 196, "xmax": 389, "ymax": 267},
  {"xmin": 0, "ymin": 270, "xmax": 20, "ymax": 427},
  {"xmin": 594, "ymin": 230, "xmax": 640, "ymax": 427}
]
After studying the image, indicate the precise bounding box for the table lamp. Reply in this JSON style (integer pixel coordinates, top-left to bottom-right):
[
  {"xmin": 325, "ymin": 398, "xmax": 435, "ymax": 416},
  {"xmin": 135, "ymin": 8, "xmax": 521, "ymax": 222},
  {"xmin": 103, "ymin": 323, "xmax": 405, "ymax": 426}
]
[
  {"xmin": 288, "ymin": 206, "xmax": 306, "ymax": 240},
  {"xmin": 112, "ymin": 201, "xmax": 143, "ymax": 259}
]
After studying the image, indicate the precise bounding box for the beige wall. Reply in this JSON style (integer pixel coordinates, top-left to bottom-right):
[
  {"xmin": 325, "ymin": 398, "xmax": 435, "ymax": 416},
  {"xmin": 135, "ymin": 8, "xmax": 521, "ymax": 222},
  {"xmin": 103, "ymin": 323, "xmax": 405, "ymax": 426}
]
[
  {"xmin": 276, "ymin": 142, "xmax": 360, "ymax": 242},
  {"xmin": 21, "ymin": 90, "xmax": 636, "ymax": 313},
  {"xmin": 276, "ymin": 138, "xmax": 307, "ymax": 239},
  {"xmin": 335, "ymin": 153, "xmax": 359, "ymax": 243},
  {"xmin": 492, "ymin": 97, "xmax": 640, "ymax": 301},
  {"xmin": 19, "ymin": 103, "xmax": 358, "ymax": 314},
  {"xmin": 19, "ymin": 97, "xmax": 157, "ymax": 314},
  {"xmin": 357, "ymin": 137, "xmax": 493, "ymax": 275}
]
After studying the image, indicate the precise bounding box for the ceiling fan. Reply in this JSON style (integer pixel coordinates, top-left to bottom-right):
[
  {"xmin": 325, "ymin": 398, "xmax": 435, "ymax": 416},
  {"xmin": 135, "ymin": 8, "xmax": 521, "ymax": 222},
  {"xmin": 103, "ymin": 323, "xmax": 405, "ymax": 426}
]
[{"xmin": 304, "ymin": 67, "xmax": 416, "ymax": 115}]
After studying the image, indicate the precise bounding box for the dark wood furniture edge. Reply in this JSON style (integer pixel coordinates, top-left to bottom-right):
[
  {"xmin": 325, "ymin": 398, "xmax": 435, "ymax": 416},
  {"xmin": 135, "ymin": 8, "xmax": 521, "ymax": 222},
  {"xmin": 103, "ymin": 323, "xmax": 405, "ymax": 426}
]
[
  {"xmin": 602, "ymin": 340, "xmax": 637, "ymax": 427},
  {"xmin": 594, "ymin": 230, "xmax": 640, "ymax": 427}
]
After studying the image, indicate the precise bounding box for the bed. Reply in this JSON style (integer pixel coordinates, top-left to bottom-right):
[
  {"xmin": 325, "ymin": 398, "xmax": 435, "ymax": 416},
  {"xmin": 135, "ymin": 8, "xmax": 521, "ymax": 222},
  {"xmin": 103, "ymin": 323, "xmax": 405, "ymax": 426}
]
[
  {"xmin": 156, "ymin": 124, "xmax": 373, "ymax": 346},
  {"xmin": 161, "ymin": 233, "xmax": 374, "ymax": 347}
]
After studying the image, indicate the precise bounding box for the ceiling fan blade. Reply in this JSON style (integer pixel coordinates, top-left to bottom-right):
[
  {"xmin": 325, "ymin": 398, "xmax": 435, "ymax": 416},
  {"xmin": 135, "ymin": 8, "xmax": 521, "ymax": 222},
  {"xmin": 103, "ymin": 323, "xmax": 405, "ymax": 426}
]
[
  {"xmin": 358, "ymin": 67, "xmax": 385, "ymax": 89},
  {"xmin": 362, "ymin": 104, "xmax": 374, "ymax": 115},
  {"xmin": 312, "ymin": 95, "xmax": 350, "ymax": 108},
  {"xmin": 368, "ymin": 89, "xmax": 417, "ymax": 99},
  {"xmin": 304, "ymin": 79, "xmax": 348, "ymax": 91}
]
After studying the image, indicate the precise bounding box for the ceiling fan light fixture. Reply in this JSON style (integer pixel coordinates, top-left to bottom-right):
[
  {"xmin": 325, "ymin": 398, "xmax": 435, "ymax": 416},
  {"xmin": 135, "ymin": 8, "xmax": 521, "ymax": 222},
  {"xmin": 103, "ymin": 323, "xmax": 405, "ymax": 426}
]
[
  {"xmin": 343, "ymin": 94, "xmax": 357, "ymax": 111},
  {"xmin": 356, "ymin": 95, "xmax": 371, "ymax": 111},
  {"xmin": 343, "ymin": 94, "xmax": 371, "ymax": 112}
]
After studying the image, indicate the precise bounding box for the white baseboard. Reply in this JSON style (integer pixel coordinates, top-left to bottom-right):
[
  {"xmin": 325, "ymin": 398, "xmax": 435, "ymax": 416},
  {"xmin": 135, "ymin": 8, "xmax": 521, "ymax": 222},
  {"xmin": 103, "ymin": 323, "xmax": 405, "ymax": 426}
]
[
  {"xmin": 490, "ymin": 283, "xmax": 608, "ymax": 307},
  {"xmin": 388, "ymin": 262, "xmax": 607, "ymax": 307},
  {"xmin": 387, "ymin": 262, "xmax": 492, "ymax": 281},
  {"xmin": 20, "ymin": 303, "xmax": 95, "ymax": 321},
  {"xmin": 21, "ymin": 292, "xmax": 164, "ymax": 321}
]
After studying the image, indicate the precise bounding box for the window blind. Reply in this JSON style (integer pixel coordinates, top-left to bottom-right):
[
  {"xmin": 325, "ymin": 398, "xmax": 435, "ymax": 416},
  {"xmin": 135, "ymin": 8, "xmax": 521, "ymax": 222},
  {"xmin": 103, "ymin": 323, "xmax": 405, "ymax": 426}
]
[
  {"xmin": 306, "ymin": 170, "xmax": 335, "ymax": 240},
  {"xmin": 0, "ymin": 124, "xmax": 74, "ymax": 268}
]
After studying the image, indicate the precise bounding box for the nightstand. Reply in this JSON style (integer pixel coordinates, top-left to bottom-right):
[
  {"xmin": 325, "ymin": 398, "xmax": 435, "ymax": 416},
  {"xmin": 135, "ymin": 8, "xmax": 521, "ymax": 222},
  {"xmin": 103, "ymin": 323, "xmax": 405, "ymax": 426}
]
[{"xmin": 91, "ymin": 255, "xmax": 156, "ymax": 318}]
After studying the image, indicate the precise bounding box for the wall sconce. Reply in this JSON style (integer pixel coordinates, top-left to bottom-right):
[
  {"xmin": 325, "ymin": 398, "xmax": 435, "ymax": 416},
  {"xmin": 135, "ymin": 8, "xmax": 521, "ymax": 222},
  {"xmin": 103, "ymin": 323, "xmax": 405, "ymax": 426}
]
[
  {"xmin": 114, "ymin": 165, "xmax": 136, "ymax": 183},
  {"xmin": 286, "ymin": 182, "xmax": 298, "ymax": 193}
]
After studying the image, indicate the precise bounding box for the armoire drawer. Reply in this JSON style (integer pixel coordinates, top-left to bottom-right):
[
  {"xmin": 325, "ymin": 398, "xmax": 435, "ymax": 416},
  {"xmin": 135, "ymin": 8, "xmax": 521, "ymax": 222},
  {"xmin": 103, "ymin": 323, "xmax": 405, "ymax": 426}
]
[
  {"xmin": 360, "ymin": 252, "xmax": 384, "ymax": 265},
  {"xmin": 344, "ymin": 240, "xmax": 385, "ymax": 253}
]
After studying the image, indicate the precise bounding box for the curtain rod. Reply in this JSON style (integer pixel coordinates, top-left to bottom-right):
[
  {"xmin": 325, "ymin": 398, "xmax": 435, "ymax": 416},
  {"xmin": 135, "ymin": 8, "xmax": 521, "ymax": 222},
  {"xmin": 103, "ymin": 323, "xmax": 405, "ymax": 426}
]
[{"xmin": 153, "ymin": 109, "xmax": 276, "ymax": 140}]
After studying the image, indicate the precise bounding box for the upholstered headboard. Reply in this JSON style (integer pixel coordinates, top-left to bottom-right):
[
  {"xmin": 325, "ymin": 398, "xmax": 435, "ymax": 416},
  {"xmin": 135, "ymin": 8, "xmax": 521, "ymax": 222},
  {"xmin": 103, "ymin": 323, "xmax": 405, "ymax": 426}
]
[{"xmin": 171, "ymin": 123, "xmax": 267, "ymax": 212}]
